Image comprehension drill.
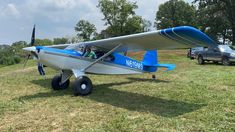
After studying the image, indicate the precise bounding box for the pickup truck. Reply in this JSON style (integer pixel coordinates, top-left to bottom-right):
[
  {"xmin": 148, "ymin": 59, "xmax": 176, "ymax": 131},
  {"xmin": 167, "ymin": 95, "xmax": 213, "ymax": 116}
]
[
  {"xmin": 187, "ymin": 47, "xmax": 204, "ymax": 59},
  {"xmin": 197, "ymin": 45, "xmax": 235, "ymax": 65}
]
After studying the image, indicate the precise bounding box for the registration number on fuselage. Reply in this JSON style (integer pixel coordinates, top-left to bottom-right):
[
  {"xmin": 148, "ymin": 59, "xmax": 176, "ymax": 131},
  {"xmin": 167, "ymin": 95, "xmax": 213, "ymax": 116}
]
[{"xmin": 126, "ymin": 60, "xmax": 143, "ymax": 70}]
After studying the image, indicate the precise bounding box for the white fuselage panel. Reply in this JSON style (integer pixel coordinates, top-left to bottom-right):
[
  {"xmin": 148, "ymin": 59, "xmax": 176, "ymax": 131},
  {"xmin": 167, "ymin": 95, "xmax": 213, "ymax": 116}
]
[{"xmin": 38, "ymin": 51, "xmax": 142, "ymax": 75}]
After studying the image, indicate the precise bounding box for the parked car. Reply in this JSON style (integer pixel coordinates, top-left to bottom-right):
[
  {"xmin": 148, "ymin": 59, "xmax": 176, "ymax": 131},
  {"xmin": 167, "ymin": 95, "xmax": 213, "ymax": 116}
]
[
  {"xmin": 197, "ymin": 45, "xmax": 235, "ymax": 65},
  {"xmin": 187, "ymin": 47, "xmax": 204, "ymax": 59}
]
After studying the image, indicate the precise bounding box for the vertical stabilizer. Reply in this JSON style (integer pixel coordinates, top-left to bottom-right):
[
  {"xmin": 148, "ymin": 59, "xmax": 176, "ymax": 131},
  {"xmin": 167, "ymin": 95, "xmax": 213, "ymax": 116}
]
[
  {"xmin": 142, "ymin": 50, "xmax": 176, "ymax": 72},
  {"xmin": 142, "ymin": 50, "xmax": 158, "ymax": 72},
  {"xmin": 142, "ymin": 50, "xmax": 158, "ymax": 66}
]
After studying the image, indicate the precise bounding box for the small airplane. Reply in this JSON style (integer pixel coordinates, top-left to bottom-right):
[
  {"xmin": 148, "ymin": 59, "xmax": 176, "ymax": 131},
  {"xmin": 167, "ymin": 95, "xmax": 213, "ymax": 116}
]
[{"xmin": 23, "ymin": 25, "xmax": 217, "ymax": 96}]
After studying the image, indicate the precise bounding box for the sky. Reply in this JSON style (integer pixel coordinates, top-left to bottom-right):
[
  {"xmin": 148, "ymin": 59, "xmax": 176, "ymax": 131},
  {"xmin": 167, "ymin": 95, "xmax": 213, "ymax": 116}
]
[{"xmin": 0, "ymin": 0, "xmax": 193, "ymax": 45}]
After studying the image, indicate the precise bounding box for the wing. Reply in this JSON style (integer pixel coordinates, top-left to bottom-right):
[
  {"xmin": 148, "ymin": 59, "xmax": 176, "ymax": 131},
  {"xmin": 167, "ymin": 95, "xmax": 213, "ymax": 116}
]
[
  {"xmin": 45, "ymin": 44, "xmax": 73, "ymax": 49},
  {"xmin": 83, "ymin": 26, "xmax": 217, "ymax": 52}
]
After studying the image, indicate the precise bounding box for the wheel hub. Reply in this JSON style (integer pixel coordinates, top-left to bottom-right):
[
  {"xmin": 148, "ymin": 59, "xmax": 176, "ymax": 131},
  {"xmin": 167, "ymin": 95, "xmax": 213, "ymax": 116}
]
[{"xmin": 81, "ymin": 84, "xmax": 87, "ymax": 90}]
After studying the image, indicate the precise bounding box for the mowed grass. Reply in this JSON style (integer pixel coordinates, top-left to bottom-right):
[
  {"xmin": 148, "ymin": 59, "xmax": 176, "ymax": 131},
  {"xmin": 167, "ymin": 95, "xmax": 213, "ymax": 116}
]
[{"xmin": 0, "ymin": 50, "xmax": 234, "ymax": 131}]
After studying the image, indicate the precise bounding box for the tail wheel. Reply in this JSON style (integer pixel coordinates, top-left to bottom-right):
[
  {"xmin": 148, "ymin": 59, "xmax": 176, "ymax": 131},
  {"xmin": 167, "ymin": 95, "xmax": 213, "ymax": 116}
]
[
  {"xmin": 51, "ymin": 75, "xmax": 70, "ymax": 90},
  {"xmin": 198, "ymin": 55, "xmax": 204, "ymax": 65},
  {"xmin": 222, "ymin": 57, "xmax": 230, "ymax": 66},
  {"xmin": 73, "ymin": 76, "xmax": 93, "ymax": 96}
]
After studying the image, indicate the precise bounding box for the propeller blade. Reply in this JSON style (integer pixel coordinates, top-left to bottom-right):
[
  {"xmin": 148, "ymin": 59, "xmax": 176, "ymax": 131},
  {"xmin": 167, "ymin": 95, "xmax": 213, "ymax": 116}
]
[
  {"xmin": 30, "ymin": 25, "xmax": 36, "ymax": 46},
  {"xmin": 23, "ymin": 25, "xmax": 36, "ymax": 69}
]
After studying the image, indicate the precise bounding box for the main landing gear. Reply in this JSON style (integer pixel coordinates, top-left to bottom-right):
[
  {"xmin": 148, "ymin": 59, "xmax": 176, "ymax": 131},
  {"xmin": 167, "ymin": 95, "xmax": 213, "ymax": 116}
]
[
  {"xmin": 73, "ymin": 76, "xmax": 93, "ymax": 96},
  {"xmin": 51, "ymin": 75, "xmax": 70, "ymax": 90},
  {"xmin": 51, "ymin": 75, "xmax": 93, "ymax": 96}
]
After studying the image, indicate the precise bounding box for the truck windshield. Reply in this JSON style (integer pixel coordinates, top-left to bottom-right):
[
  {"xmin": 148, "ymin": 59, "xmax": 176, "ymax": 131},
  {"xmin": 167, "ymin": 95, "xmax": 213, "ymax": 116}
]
[
  {"xmin": 230, "ymin": 46, "xmax": 235, "ymax": 50},
  {"xmin": 219, "ymin": 45, "xmax": 234, "ymax": 52}
]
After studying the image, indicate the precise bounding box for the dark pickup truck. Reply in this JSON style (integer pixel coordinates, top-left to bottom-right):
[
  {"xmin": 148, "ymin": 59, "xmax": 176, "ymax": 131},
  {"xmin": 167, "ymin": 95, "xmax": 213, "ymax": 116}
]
[{"xmin": 197, "ymin": 45, "xmax": 235, "ymax": 65}]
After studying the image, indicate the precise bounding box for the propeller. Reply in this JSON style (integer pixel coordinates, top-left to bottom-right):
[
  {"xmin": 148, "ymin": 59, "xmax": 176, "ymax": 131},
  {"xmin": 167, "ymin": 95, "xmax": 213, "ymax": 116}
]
[{"xmin": 23, "ymin": 25, "xmax": 36, "ymax": 68}]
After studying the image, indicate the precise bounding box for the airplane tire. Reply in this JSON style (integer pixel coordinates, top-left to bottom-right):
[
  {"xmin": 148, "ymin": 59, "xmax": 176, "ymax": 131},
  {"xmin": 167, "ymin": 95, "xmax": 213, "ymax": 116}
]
[
  {"xmin": 51, "ymin": 75, "xmax": 70, "ymax": 90},
  {"xmin": 73, "ymin": 76, "xmax": 93, "ymax": 96}
]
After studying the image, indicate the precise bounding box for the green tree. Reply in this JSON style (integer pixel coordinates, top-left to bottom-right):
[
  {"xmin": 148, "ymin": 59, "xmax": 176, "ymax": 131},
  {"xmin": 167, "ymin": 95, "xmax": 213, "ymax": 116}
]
[
  {"xmin": 142, "ymin": 19, "xmax": 152, "ymax": 32},
  {"xmin": 11, "ymin": 41, "xmax": 28, "ymax": 57},
  {"xmin": 53, "ymin": 37, "xmax": 69, "ymax": 45},
  {"xmin": 0, "ymin": 45, "xmax": 22, "ymax": 66},
  {"xmin": 0, "ymin": 45, "xmax": 10, "ymax": 51},
  {"xmin": 67, "ymin": 36, "xmax": 82, "ymax": 43},
  {"xmin": 123, "ymin": 16, "xmax": 143, "ymax": 35},
  {"xmin": 75, "ymin": 20, "xmax": 97, "ymax": 41},
  {"xmin": 11, "ymin": 41, "xmax": 27, "ymax": 48},
  {"xmin": 35, "ymin": 39, "xmax": 53, "ymax": 46},
  {"xmin": 194, "ymin": 0, "xmax": 235, "ymax": 45},
  {"xmin": 155, "ymin": 0, "xmax": 197, "ymax": 29},
  {"xmin": 98, "ymin": 0, "xmax": 150, "ymax": 37}
]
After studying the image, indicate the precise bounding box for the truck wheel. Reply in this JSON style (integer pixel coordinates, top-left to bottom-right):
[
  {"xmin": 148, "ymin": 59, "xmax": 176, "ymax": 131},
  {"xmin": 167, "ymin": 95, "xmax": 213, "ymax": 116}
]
[
  {"xmin": 222, "ymin": 57, "xmax": 230, "ymax": 66},
  {"xmin": 198, "ymin": 55, "xmax": 204, "ymax": 65},
  {"xmin": 213, "ymin": 61, "xmax": 219, "ymax": 64},
  {"xmin": 73, "ymin": 76, "xmax": 93, "ymax": 96}
]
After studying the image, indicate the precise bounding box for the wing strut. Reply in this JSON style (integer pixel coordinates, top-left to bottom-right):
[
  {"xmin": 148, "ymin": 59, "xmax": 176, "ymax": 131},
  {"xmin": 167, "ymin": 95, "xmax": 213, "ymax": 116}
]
[{"xmin": 82, "ymin": 44, "xmax": 122, "ymax": 72}]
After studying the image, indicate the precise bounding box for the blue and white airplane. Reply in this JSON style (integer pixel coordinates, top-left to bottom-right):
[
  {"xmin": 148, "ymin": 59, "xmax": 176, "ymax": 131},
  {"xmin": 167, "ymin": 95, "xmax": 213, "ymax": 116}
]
[{"xmin": 23, "ymin": 26, "xmax": 217, "ymax": 96}]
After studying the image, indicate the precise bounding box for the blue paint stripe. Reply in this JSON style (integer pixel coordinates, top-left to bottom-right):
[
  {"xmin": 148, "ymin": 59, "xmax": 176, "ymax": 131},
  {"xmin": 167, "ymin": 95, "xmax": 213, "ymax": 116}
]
[
  {"xmin": 36, "ymin": 46, "xmax": 82, "ymax": 57},
  {"xmin": 164, "ymin": 28, "xmax": 202, "ymax": 47},
  {"xmin": 173, "ymin": 26, "xmax": 217, "ymax": 47},
  {"xmin": 161, "ymin": 29, "xmax": 195, "ymax": 47},
  {"xmin": 160, "ymin": 26, "xmax": 217, "ymax": 47},
  {"xmin": 160, "ymin": 30, "xmax": 179, "ymax": 42},
  {"xmin": 112, "ymin": 53, "xmax": 144, "ymax": 71}
]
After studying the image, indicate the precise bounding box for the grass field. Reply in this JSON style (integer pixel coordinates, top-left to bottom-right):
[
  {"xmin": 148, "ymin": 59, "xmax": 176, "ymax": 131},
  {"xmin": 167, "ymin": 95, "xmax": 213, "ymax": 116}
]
[{"xmin": 0, "ymin": 50, "xmax": 235, "ymax": 131}]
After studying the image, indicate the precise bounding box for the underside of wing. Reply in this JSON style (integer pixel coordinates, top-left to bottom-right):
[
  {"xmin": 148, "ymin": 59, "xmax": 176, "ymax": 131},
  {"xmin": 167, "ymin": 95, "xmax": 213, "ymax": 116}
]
[{"xmin": 83, "ymin": 26, "xmax": 217, "ymax": 52}]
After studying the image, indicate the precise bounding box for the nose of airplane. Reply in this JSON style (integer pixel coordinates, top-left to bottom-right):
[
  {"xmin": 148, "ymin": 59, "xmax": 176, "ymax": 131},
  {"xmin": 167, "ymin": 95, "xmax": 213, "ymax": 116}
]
[
  {"xmin": 23, "ymin": 46, "xmax": 37, "ymax": 52},
  {"xmin": 23, "ymin": 46, "xmax": 39, "ymax": 60}
]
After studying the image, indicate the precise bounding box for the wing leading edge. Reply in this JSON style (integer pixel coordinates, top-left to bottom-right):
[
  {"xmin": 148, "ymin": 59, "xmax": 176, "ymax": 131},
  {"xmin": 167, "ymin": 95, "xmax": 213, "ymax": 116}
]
[
  {"xmin": 43, "ymin": 26, "xmax": 217, "ymax": 52},
  {"xmin": 83, "ymin": 26, "xmax": 217, "ymax": 52}
]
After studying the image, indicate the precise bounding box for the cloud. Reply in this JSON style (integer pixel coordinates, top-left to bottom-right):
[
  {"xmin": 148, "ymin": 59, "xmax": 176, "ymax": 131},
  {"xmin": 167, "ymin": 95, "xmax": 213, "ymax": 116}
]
[
  {"xmin": 0, "ymin": 0, "xmax": 194, "ymax": 44},
  {"xmin": 0, "ymin": 0, "xmax": 105, "ymax": 44},
  {"xmin": 0, "ymin": 3, "xmax": 20, "ymax": 17},
  {"xmin": 132, "ymin": 0, "xmax": 168, "ymax": 22}
]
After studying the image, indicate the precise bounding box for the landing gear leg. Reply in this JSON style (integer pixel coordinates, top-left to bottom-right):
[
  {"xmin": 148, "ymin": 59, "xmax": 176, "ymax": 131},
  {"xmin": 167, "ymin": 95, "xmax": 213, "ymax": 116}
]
[{"xmin": 73, "ymin": 76, "xmax": 93, "ymax": 96}]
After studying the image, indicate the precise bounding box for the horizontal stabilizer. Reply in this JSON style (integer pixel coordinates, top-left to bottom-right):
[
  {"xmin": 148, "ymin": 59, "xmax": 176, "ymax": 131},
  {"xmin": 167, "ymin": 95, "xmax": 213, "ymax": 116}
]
[{"xmin": 155, "ymin": 64, "xmax": 176, "ymax": 71}]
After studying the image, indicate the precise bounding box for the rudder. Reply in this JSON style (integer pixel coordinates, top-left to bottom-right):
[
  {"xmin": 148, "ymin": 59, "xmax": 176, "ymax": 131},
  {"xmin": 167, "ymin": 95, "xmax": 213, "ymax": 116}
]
[
  {"xmin": 142, "ymin": 50, "xmax": 176, "ymax": 72},
  {"xmin": 142, "ymin": 50, "xmax": 158, "ymax": 72}
]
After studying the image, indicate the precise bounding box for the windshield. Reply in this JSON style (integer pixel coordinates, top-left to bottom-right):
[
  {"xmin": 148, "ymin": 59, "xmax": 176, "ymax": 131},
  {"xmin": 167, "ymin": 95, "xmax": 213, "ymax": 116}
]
[
  {"xmin": 192, "ymin": 47, "xmax": 204, "ymax": 51},
  {"xmin": 65, "ymin": 44, "xmax": 84, "ymax": 53}
]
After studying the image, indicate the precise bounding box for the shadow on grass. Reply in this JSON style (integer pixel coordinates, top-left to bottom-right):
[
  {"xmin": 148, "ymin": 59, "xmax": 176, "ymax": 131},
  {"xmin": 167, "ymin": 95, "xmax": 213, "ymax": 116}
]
[
  {"xmin": 18, "ymin": 77, "xmax": 205, "ymax": 117},
  {"xmin": 91, "ymin": 82, "xmax": 205, "ymax": 117},
  {"xmin": 31, "ymin": 78, "xmax": 52, "ymax": 89},
  {"xmin": 193, "ymin": 61, "xmax": 235, "ymax": 66}
]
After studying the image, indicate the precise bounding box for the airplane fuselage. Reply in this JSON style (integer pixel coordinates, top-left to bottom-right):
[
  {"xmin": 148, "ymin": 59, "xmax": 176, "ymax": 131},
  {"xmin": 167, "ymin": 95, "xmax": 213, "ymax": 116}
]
[{"xmin": 36, "ymin": 46, "xmax": 146, "ymax": 75}]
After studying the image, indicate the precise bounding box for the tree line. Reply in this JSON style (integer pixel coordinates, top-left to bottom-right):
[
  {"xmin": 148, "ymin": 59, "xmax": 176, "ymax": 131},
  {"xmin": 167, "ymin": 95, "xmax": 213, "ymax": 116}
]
[
  {"xmin": 0, "ymin": 37, "xmax": 80, "ymax": 65},
  {"xmin": 76, "ymin": 0, "xmax": 234, "ymax": 45},
  {"xmin": 0, "ymin": 0, "xmax": 234, "ymax": 66}
]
